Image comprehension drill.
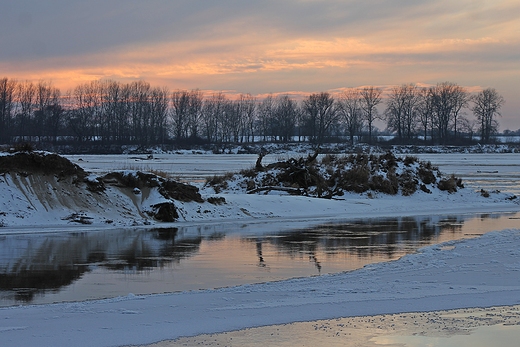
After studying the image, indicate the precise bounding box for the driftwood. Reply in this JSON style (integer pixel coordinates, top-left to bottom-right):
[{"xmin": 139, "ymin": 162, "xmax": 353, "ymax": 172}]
[
  {"xmin": 255, "ymin": 153, "xmax": 265, "ymax": 171},
  {"xmin": 247, "ymin": 186, "xmax": 303, "ymax": 195},
  {"xmin": 306, "ymin": 148, "xmax": 320, "ymax": 163}
]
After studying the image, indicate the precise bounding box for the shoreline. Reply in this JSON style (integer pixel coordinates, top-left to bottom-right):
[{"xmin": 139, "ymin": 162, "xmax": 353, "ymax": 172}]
[{"xmin": 154, "ymin": 305, "xmax": 520, "ymax": 347}]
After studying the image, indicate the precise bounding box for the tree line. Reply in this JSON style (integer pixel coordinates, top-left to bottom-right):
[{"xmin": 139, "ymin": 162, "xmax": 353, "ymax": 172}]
[{"xmin": 0, "ymin": 77, "xmax": 506, "ymax": 147}]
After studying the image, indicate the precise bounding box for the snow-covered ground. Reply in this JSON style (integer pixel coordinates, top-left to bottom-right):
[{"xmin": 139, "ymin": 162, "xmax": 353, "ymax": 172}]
[{"xmin": 1, "ymin": 151, "xmax": 520, "ymax": 346}]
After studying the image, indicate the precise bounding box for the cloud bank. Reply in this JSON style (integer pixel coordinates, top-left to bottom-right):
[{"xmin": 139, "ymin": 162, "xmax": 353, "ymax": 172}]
[{"xmin": 1, "ymin": 0, "xmax": 519, "ymax": 128}]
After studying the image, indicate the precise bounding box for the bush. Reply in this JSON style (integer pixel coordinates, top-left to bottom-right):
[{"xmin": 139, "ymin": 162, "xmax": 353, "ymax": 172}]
[
  {"xmin": 370, "ymin": 174, "xmax": 397, "ymax": 195},
  {"xmin": 403, "ymin": 155, "xmax": 417, "ymax": 166},
  {"xmin": 418, "ymin": 166, "xmax": 437, "ymax": 184},
  {"xmin": 420, "ymin": 184, "xmax": 432, "ymax": 194},
  {"xmin": 205, "ymin": 172, "xmax": 233, "ymax": 193},
  {"xmin": 399, "ymin": 171, "xmax": 418, "ymax": 196},
  {"xmin": 239, "ymin": 167, "xmax": 257, "ymax": 178},
  {"xmin": 207, "ymin": 196, "xmax": 226, "ymax": 205},
  {"xmin": 13, "ymin": 142, "xmax": 34, "ymax": 153},
  {"xmin": 437, "ymin": 174, "xmax": 462, "ymax": 193}
]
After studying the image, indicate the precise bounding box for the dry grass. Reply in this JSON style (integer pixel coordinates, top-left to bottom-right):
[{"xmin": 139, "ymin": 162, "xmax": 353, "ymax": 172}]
[
  {"xmin": 205, "ymin": 172, "xmax": 234, "ymax": 193},
  {"xmin": 437, "ymin": 174, "xmax": 464, "ymax": 193}
]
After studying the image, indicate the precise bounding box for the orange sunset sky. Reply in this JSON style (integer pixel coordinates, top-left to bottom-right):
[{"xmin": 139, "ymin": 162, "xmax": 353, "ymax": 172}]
[{"xmin": 1, "ymin": 1, "xmax": 519, "ymax": 129}]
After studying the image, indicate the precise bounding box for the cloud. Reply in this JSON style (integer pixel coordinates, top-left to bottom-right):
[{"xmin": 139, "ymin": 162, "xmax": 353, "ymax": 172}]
[{"xmin": 1, "ymin": 0, "xmax": 518, "ymax": 95}]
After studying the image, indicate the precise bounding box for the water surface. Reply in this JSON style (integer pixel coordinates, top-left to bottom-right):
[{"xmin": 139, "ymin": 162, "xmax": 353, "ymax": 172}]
[{"xmin": 1, "ymin": 211, "xmax": 519, "ymax": 307}]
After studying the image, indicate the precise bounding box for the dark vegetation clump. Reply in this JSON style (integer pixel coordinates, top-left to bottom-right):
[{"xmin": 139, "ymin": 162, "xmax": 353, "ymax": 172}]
[
  {"xmin": 205, "ymin": 172, "xmax": 234, "ymax": 193},
  {"xmin": 12, "ymin": 142, "xmax": 35, "ymax": 153},
  {"xmin": 102, "ymin": 171, "xmax": 204, "ymax": 203},
  {"xmin": 207, "ymin": 196, "xmax": 226, "ymax": 205},
  {"xmin": 205, "ymin": 151, "xmax": 462, "ymax": 199},
  {"xmin": 149, "ymin": 202, "xmax": 179, "ymax": 222},
  {"xmin": 159, "ymin": 180, "xmax": 204, "ymax": 203},
  {"xmin": 437, "ymin": 174, "xmax": 464, "ymax": 193},
  {"xmin": 0, "ymin": 151, "xmax": 86, "ymax": 179}
]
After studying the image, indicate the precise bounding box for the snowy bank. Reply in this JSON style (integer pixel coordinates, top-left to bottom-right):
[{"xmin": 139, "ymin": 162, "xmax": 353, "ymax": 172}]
[
  {"xmin": 2, "ymin": 228, "xmax": 520, "ymax": 346},
  {"xmin": 0, "ymin": 151, "xmax": 518, "ymax": 229}
]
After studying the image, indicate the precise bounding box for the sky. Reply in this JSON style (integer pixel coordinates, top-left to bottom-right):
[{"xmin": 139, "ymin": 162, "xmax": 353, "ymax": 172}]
[{"xmin": 1, "ymin": 0, "xmax": 519, "ymax": 129}]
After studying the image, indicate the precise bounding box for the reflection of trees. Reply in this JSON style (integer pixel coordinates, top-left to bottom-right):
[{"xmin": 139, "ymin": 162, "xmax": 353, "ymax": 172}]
[
  {"xmin": 0, "ymin": 266, "xmax": 87, "ymax": 303},
  {"xmin": 248, "ymin": 215, "xmax": 464, "ymax": 261},
  {"xmin": 0, "ymin": 213, "xmax": 494, "ymax": 305},
  {"xmin": 0, "ymin": 227, "xmax": 205, "ymax": 303}
]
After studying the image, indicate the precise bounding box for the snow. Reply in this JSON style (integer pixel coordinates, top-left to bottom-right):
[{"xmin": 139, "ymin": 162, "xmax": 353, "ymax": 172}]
[{"xmin": 1, "ymin": 150, "xmax": 520, "ymax": 346}]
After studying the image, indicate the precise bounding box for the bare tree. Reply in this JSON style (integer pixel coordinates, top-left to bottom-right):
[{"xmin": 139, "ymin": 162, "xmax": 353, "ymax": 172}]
[
  {"xmin": 385, "ymin": 84, "xmax": 421, "ymax": 141},
  {"xmin": 471, "ymin": 88, "xmax": 504, "ymax": 143},
  {"xmin": 258, "ymin": 94, "xmax": 275, "ymax": 141},
  {"xmin": 359, "ymin": 86, "xmax": 382, "ymax": 143},
  {"xmin": 385, "ymin": 85, "xmax": 408, "ymax": 140},
  {"xmin": 429, "ymin": 82, "xmax": 468, "ymax": 143},
  {"xmin": 0, "ymin": 78, "xmax": 17, "ymax": 143},
  {"xmin": 187, "ymin": 89, "xmax": 204, "ymax": 140},
  {"xmin": 237, "ymin": 94, "xmax": 257, "ymax": 143},
  {"xmin": 417, "ymin": 87, "xmax": 434, "ymax": 142},
  {"xmin": 42, "ymin": 87, "xmax": 63, "ymax": 144},
  {"xmin": 274, "ymin": 95, "xmax": 297, "ymax": 142},
  {"xmin": 458, "ymin": 116, "xmax": 476, "ymax": 142},
  {"xmin": 15, "ymin": 81, "xmax": 36, "ymax": 142},
  {"xmin": 303, "ymin": 92, "xmax": 337, "ymax": 144},
  {"xmin": 202, "ymin": 92, "xmax": 229, "ymax": 144},
  {"xmin": 337, "ymin": 89, "xmax": 363, "ymax": 145},
  {"xmin": 32, "ymin": 80, "xmax": 62, "ymax": 142},
  {"xmin": 149, "ymin": 86, "xmax": 169, "ymax": 143},
  {"xmin": 67, "ymin": 81, "xmax": 101, "ymax": 143},
  {"xmin": 171, "ymin": 90, "xmax": 191, "ymax": 141}
]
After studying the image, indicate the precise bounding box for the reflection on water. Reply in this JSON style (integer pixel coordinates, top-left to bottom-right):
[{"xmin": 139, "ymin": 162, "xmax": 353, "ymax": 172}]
[{"xmin": 0, "ymin": 212, "xmax": 519, "ymax": 307}]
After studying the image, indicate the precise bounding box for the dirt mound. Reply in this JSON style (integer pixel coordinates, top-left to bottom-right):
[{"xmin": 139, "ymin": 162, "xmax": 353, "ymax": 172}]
[{"xmin": 0, "ymin": 152, "xmax": 86, "ymax": 178}]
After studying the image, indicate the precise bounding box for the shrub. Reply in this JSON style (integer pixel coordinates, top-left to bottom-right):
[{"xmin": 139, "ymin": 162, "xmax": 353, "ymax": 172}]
[
  {"xmin": 207, "ymin": 196, "xmax": 226, "ymax": 205},
  {"xmin": 370, "ymin": 174, "xmax": 397, "ymax": 195},
  {"xmin": 403, "ymin": 155, "xmax": 417, "ymax": 166},
  {"xmin": 420, "ymin": 184, "xmax": 432, "ymax": 194},
  {"xmin": 438, "ymin": 174, "xmax": 461, "ymax": 193},
  {"xmin": 340, "ymin": 166, "xmax": 370, "ymax": 193},
  {"xmin": 399, "ymin": 171, "xmax": 418, "ymax": 196},
  {"xmin": 239, "ymin": 167, "xmax": 257, "ymax": 178},
  {"xmin": 205, "ymin": 172, "xmax": 233, "ymax": 193},
  {"xmin": 418, "ymin": 166, "xmax": 437, "ymax": 184},
  {"xmin": 320, "ymin": 154, "xmax": 336, "ymax": 166},
  {"xmin": 13, "ymin": 142, "xmax": 34, "ymax": 153},
  {"xmin": 205, "ymin": 172, "xmax": 233, "ymax": 186},
  {"xmin": 149, "ymin": 169, "xmax": 170, "ymax": 179}
]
